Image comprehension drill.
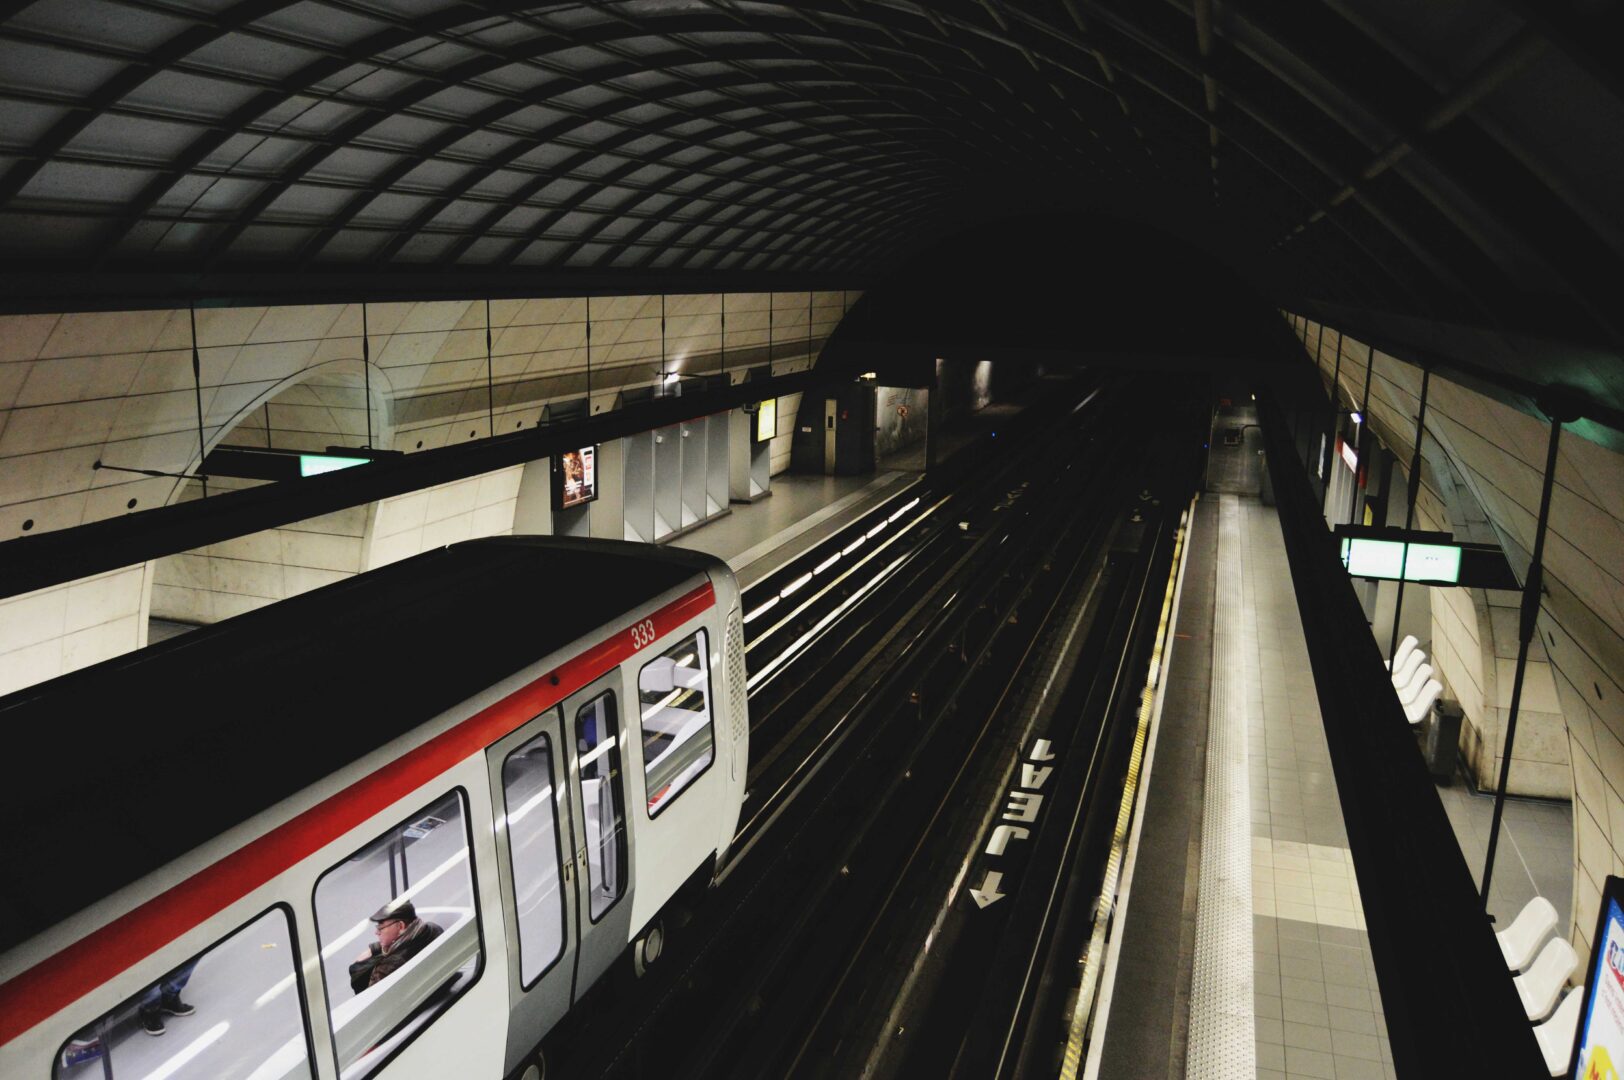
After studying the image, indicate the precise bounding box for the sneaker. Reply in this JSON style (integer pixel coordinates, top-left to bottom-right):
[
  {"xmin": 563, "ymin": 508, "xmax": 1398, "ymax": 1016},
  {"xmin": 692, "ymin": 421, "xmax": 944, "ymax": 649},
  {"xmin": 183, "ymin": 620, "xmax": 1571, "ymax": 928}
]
[
  {"xmin": 142, "ymin": 1010, "xmax": 165, "ymax": 1036},
  {"xmin": 60, "ymin": 1038, "xmax": 104, "ymax": 1068},
  {"xmin": 160, "ymin": 995, "xmax": 195, "ymax": 1017}
]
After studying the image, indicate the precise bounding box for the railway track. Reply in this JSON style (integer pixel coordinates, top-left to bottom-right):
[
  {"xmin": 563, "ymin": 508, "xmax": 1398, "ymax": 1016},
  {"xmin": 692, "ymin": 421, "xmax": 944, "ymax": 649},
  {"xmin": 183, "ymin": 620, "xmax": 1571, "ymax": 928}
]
[{"xmin": 550, "ymin": 379, "xmax": 1202, "ymax": 1080}]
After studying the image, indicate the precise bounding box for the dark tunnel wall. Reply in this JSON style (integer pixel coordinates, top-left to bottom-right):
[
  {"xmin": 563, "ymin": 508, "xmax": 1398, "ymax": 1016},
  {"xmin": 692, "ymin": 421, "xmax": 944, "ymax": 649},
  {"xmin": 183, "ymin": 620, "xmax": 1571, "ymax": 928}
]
[{"xmin": 818, "ymin": 212, "xmax": 1289, "ymax": 384}]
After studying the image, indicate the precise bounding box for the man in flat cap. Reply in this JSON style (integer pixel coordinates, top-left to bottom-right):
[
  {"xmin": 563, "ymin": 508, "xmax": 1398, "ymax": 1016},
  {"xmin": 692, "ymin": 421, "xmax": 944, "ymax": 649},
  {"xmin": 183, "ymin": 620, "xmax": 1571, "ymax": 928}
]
[{"xmin": 349, "ymin": 899, "xmax": 444, "ymax": 995}]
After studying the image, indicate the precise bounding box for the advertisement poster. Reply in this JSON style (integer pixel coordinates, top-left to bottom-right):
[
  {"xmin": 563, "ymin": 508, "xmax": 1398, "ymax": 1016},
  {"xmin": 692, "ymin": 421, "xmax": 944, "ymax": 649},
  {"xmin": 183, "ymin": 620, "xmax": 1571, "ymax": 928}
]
[
  {"xmin": 556, "ymin": 445, "xmax": 596, "ymax": 510},
  {"xmin": 754, "ymin": 398, "xmax": 777, "ymax": 443},
  {"xmin": 1574, "ymin": 881, "xmax": 1624, "ymax": 1079}
]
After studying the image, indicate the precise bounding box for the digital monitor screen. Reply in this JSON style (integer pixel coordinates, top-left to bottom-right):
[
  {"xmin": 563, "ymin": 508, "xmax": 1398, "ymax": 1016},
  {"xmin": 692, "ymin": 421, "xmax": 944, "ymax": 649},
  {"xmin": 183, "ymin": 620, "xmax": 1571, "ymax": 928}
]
[
  {"xmin": 754, "ymin": 398, "xmax": 777, "ymax": 443},
  {"xmin": 552, "ymin": 445, "xmax": 597, "ymax": 510},
  {"xmin": 1573, "ymin": 879, "xmax": 1624, "ymax": 1079},
  {"xmin": 1340, "ymin": 538, "xmax": 1463, "ymax": 584}
]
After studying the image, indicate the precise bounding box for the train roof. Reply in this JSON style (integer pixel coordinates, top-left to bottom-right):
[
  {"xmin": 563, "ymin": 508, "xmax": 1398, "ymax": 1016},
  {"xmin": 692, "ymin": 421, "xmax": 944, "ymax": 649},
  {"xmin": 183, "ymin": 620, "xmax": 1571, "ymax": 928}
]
[{"xmin": 0, "ymin": 536, "xmax": 721, "ymax": 954}]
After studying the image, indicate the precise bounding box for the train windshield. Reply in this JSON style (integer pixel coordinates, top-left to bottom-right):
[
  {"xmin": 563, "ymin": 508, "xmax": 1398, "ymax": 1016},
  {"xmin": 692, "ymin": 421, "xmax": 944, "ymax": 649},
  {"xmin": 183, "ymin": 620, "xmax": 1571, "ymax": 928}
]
[{"xmin": 639, "ymin": 629, "xmax": 716, "ymax": 815}]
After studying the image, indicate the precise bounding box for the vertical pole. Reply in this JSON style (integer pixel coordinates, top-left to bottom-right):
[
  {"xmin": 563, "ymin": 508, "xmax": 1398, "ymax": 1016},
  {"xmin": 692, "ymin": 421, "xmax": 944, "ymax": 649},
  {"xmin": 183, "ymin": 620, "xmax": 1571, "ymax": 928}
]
[
  {"xmin": 485, "ymin": 298, "xmax": 495, "ymax": 437},
  {"xmin": 1481, "ymin": 411, "xmax": 1566, "ymax": 907},
  {"xmin": 361, "ymin": 303, "xmax": 373, "ymax": 449},
  {"xmin": 1347, "ymin": 344, "xmax": 1375, "ymax": 525},
  {"xmin": 1387, "ymin": 367, "xmax": 1431, "ymax": 660},
  {"xmin": 1323, "ymin": 331, "xmax": 1343, "ymax": 499},
  {"xmin": 189, "ymin": 304, "xmax": 209, "ymax": 498},
  {"xmin": 585, "ymin": 296, "xmax": 592, "ymax": 408}
]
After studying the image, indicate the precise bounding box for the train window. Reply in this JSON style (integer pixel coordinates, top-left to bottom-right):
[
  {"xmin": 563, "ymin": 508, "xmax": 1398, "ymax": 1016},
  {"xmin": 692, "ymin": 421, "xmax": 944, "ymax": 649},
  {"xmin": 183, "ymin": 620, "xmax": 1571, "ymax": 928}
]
[
  {"xmin": 576, "ymin": 692, "xmax": 627, "ymax": 922},
  {"xmin": 52, "ymin": 905, "xmax": 313, "ymax": 1080},
  {"xmin": 311, "ymin": 789, "xmax": 483, "ymax": 1080},
  {"xmin": 638, "ymin": 629, "xmax": 716, "ymax": 816},
  {"xmin": 500, "ymin": 727, "xmax": 567, "ymax": 988}
]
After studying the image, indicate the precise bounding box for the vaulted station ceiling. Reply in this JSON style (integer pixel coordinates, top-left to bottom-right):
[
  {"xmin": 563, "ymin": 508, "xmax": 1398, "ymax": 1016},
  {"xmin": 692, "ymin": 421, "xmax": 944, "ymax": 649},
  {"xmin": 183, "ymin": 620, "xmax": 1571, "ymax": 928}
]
[{"xmin": 0, "ymin": 1, "xmax": 1621, "ymax": 413}]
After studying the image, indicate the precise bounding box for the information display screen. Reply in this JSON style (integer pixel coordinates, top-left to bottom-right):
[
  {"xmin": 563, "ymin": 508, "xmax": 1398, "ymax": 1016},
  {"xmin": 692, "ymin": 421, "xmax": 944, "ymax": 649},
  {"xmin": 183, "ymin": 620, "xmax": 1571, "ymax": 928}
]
[
  {"xmin": 1573, "ymin": 877, "xmax": 1624, "ymax": 1079},
  {"xmin": 1339, "ymin": 537, "xmax": 1463, "ymax": 584},
  {"xmin": 298, "ymin": 453, "xmax": 370, "ymax": 477},
  {"xmin": 754, "ymin": 398, "xmax": 777, "ymax": 443},
  {"xmin": 552, "ymin": 445, "xmax": 597, "ymax": 510}
]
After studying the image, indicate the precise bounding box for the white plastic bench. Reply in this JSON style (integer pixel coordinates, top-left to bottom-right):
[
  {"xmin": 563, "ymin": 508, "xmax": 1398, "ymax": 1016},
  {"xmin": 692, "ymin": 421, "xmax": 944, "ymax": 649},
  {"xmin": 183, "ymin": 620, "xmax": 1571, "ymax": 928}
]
[
  {"xmin": 1386, "ymin": 634, "xmax": 1419, "ymax": 672},
  {"xmin": 1390, "ymin": 647, "xmax": 1425, "ymax": 690},
  {"xmin": 1535, "ymin": 986, "xmax": 1583, "ymax": 1076},
  {"xmin": 1404, "ymin": 679, "xmax": 1444, "ymax": 726},
  {"xmin": 1397, "ymin": 662, "xmax": 1433, "ymax": 706},
  {"xmin": 1515, "ymin": 937, "xmax": 1579, "ymax": 1022},
  {"xmin": 1498, "ymin": 896, "xmax": 1559, "ymax": 972}
]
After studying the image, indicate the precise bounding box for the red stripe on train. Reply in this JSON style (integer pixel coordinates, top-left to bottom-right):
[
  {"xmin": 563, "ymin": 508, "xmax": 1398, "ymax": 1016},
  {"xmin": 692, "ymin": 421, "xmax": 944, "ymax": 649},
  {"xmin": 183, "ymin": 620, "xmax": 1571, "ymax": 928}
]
[{"xmin": 0, "ymin": 581, "xmax": 715, "ymax": 1048}]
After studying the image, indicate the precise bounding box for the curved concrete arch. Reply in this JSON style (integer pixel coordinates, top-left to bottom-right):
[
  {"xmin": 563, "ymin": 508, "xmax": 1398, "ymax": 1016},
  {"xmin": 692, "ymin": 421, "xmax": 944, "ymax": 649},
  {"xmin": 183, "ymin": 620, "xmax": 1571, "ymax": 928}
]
[{"xmin": 152, "ymin": 355, "xmax": 398, "ymax": 626}]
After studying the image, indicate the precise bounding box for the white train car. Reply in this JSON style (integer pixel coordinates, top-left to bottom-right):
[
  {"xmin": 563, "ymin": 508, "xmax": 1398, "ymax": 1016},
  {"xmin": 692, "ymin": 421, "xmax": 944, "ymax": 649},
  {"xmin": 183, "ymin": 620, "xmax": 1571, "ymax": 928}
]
[{"xmin": 0, "ymin": 537, "xmax": 750, "ymax": 1080}]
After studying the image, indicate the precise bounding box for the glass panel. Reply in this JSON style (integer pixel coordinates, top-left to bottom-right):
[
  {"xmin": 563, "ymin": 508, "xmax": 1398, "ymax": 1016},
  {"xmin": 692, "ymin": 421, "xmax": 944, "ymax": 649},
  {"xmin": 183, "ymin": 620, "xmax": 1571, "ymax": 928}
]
[
  {"xmin": 312, "ymin": 790, "xmax": 482, "ymax": 1080},
  {"xmin": 501, "ymin": 727, "xmax": 566, "ymax": 987},
  {"xmin": 575, "ymin": 693, "xmax": 626, "ymax": 921},
  {"xmin": 638, "ymin": 629, "xmax": 715, "ymax": 815},
  {"xmin": 53, "ymin": 907, "xmax": 313, "ymax": 1080}
]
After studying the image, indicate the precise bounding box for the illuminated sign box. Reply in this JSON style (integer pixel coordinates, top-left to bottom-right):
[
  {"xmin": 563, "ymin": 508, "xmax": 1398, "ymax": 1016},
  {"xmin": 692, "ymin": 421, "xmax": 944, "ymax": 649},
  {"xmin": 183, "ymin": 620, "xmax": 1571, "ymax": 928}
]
[
  {"xmin": 1339, "ymin": 537, "xmax": 1463, "ymax": 584},
  {"xmin": 1573, "ymin": 875, "xmax": 1624, "ymax": 1078},
  {"xmin": 299, "ymin": 453, "xmax": 371, "ymax": 477},
  {"xmin": 754, "ymin": 398, "xmax": 777, "ymax": 443},
  {"xmin": 551, "ymin": 445, "xmax": 598, "ymax": 511}
]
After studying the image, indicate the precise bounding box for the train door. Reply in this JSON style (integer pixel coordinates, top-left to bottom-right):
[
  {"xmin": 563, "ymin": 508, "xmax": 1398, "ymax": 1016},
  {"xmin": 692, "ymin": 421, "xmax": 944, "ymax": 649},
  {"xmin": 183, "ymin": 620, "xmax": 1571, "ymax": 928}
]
[
  {"xmin": 486, "ymin": 707, "xmax": 577, "ymax": 1071},
  {"xmin": 562, "ymin": 670, "xmax": 636, "ymax": 1001}
]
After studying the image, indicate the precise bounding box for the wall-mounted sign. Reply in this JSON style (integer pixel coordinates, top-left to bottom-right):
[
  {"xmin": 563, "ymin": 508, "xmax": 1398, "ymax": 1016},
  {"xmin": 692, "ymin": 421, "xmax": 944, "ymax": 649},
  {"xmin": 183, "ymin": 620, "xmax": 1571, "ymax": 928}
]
[
  {"xmin": 1572, "ymin": 875, "xmax": 1624, "ymax": 1079},
  {"xmin": 552, "ymin": 445, "xmax": 597, "ymax": 510},
  {"xmin": 1339, "ymin": 438, "xmax": 1359, "ymax": 472},
  {"xmin": 298, "ymin": 453, "xmax": 371, "ymax": 477},
  {"xmin": 754, "ymin": 398, "xmax": 777, "ymax": 443},
  {"xmin": 1334, "ymin": 525, "xmax": 1519, "ymax": 590},
  {"xmin": 1340, "ymin": 537, "xmax": 1463, "ymax": 584},
  {"xmin": 203, "ymin": 444, "xmax": 401, "ymax": 481}
]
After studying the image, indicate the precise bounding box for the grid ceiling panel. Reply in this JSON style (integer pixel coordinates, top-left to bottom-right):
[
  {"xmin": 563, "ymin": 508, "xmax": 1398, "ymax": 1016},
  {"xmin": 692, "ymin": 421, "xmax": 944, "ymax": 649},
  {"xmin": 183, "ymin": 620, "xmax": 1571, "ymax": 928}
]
[{"xmin": 0, "ymin": 0, "xmax": 1613, "ymax": 366}]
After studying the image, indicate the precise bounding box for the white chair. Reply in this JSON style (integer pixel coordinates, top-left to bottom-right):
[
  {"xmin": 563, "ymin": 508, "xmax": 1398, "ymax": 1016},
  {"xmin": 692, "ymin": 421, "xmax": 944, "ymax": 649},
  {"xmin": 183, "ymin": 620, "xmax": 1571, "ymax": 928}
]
[
  {"xmin": 1386, "ymin": 634, "xmax": 1419, "ymax": 671},
  {"xmin": 1498, "ymin": 896, "xmax": 1560, "ymax": 971},
  {"xmin": 1398, "ymin": 663, "xmax": 1433, "ymax": 705},
  {"xmin": 1390, "ymin": 648, "xmax": 1425, "ymax": 689},
  {"xmin": 1535, "ymin": 986, "xmax": 1583, "ymax": 1076},
  {"xmin": 1404, "ymin": 679, "xmax": 1444, "ymax": 726},
  {"xmin": 1515, "ymin": 937, "xmax": 1579, "ymax": 1021}
]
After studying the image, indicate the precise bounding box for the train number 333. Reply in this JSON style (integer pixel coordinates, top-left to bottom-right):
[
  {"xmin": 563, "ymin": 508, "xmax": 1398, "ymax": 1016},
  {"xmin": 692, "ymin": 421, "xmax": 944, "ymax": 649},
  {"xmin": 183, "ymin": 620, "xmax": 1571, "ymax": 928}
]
[{"xmin": 630, "ymin": 618, "xmax": 658, "ymax": 649}]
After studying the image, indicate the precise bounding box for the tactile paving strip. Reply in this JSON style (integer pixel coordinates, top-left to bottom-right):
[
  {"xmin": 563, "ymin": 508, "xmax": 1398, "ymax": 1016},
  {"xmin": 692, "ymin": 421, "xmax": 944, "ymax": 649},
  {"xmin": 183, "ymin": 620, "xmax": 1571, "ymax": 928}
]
[{"xmin": 1185, "ymin": 496, "xmax": 1257, "ymax": 1079}]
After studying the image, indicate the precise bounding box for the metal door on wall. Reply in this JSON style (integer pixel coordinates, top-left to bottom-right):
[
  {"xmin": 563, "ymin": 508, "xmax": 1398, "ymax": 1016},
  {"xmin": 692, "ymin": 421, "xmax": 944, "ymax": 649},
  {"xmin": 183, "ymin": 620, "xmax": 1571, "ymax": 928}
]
[{"xmin": 824, "ymin": 398, "xmax": 837, "ymax": 474}]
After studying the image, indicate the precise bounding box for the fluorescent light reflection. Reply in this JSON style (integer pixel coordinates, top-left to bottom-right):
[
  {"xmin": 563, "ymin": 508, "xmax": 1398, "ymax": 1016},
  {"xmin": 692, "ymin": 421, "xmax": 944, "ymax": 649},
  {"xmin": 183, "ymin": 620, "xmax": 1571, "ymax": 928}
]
[
  {"xmin": 743, "ymin": 595, "xmax": 779, "ymax": 624},
  {"xmin": 141, "ymin": 1021, "xmax": 229, "ymax": 1080}
]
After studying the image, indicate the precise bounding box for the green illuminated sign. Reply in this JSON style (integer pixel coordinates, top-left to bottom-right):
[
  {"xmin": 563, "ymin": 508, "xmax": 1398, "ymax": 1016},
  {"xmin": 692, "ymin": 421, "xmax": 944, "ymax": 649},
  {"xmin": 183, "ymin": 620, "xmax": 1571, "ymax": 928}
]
[
  {"xmin": 1340, "ymin": 537, "xmax": 1463, "ymax": 584},
  {"xmin": 298, "ymin": 454, "xmax": 371, "ymax": 477}
]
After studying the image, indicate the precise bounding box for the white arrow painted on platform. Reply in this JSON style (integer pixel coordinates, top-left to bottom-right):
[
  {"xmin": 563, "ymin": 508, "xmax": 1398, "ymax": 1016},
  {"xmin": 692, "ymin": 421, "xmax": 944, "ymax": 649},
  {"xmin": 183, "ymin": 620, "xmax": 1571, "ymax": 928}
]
[{"xmin": 969, "ymin": 870, "xmax": 1006, "ymax": 909}]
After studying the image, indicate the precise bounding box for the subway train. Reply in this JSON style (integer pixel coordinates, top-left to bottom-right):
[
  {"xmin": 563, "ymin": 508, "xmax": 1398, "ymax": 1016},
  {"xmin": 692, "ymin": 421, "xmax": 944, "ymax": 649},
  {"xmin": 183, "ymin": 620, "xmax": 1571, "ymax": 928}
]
[{"xmin": 0, "ymin": 537, "xmax": 750, "ymax": 1080}]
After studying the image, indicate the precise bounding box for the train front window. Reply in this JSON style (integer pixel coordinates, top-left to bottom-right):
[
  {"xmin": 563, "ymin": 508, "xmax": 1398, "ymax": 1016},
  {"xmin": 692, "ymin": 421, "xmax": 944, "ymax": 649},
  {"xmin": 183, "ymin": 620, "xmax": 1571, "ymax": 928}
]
[
  {"xmin": 311, "ymin": 789, "xmax": 483, "ymax": 1080},
  {"xmin": 52, "ymin": 905, "xmax": 313, "ymax": 1080},
  {"xmin": 638, "ymin": 629, "xmax": 716, "ymax": 816},
  {"xmin": 575, "ymin": 692, "xmax": 627, "ymax": 922},
  {"xmin": 500, "ymin": 728, "xmax": 567, "ymax": 987}
]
